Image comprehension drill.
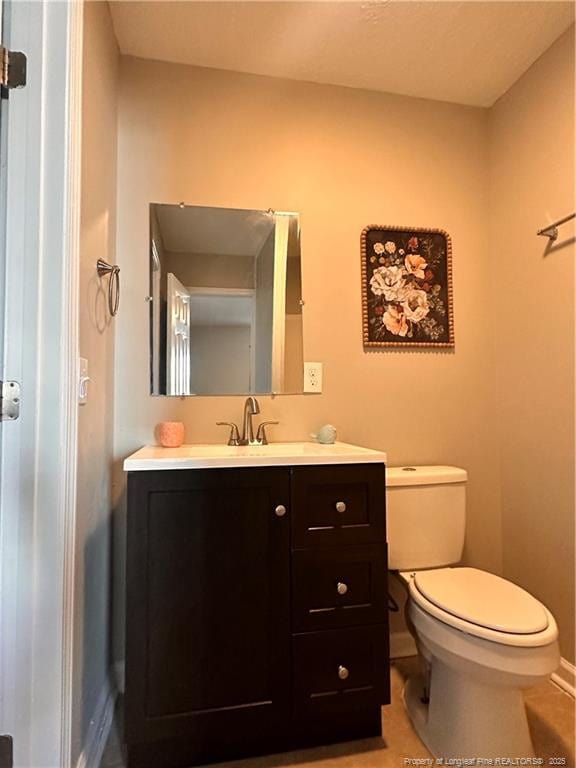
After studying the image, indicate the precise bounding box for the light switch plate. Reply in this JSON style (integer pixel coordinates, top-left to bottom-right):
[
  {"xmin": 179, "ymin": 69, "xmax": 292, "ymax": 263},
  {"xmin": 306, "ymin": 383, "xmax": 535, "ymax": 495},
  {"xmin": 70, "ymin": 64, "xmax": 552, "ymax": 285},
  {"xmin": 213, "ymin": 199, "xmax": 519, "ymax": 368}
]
[
  {"xmin": 304, "ymin": 361, "xmax": 323, "ymax": 393},
  {"xmin": 78, "ymin": 357, "xmax": 90, "ymax": 405}
]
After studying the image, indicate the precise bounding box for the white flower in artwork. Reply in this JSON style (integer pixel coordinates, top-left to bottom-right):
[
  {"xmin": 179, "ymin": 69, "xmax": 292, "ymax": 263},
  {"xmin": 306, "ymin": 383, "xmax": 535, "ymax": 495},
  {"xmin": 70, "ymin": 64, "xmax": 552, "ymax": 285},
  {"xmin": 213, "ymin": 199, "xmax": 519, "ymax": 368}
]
[
  {"xmin": 402, "ymin": 288, "xmax": 430, "ymax": 323},
  {"xmin": 384, "ymin": 241, "xmax": 397, "ymax": 254},
  {"xmin": 370, "ymin": 266, "xmax": 407, "ymax": 301},
  {"xmin": 374, "ymin": 242, "xmax": 385, "ymax": 255}
]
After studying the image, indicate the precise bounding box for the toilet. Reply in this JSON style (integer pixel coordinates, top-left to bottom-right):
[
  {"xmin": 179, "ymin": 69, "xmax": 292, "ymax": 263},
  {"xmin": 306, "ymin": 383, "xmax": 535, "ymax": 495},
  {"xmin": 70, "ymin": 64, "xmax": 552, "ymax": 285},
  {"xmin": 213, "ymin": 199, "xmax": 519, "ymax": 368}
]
[{"xmin": 387, "ymin": 465, "xmax": 560, "ymax": 760}]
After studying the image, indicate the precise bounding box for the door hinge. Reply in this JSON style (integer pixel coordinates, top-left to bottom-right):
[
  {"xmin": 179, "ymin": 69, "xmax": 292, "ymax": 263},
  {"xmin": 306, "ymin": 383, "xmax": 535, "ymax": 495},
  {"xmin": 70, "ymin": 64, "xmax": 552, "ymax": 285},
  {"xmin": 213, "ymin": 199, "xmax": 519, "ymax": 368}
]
[
  {"xmin": 0, "ymin": 735, "xmax": 13, "ymax": 768},
  {"xmin": 0, "ymin": 46, "xmax": 27, "ymax": 96},
  {"xmin": 1, "ymin": 381, "xmax": 20, "ymax": 421}
]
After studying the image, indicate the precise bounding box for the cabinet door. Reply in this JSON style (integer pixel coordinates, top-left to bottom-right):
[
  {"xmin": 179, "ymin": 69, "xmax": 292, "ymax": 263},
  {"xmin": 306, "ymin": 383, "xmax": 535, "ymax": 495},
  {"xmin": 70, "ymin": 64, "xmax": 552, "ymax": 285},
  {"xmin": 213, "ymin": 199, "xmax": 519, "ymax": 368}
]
[{"xmin": 125, "ymin": 468, "xmax": 291, "ymax": 747}]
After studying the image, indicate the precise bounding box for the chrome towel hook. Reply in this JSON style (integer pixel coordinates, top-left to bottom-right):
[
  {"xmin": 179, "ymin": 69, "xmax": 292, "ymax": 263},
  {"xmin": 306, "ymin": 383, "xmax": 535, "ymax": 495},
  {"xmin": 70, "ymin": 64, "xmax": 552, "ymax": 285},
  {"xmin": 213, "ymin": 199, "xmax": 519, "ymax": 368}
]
[{"xmin": 97, "ymin": 259, "xmax": 120, "ymax": 317}]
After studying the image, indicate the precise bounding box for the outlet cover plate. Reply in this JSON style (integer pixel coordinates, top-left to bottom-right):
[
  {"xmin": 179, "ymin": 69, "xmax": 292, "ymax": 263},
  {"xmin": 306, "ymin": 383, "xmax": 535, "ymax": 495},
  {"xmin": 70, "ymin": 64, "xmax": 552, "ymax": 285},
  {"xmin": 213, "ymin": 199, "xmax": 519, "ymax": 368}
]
[{"xmin": 304, "ymin": 361, "xmax": 323, "ymax": 393}]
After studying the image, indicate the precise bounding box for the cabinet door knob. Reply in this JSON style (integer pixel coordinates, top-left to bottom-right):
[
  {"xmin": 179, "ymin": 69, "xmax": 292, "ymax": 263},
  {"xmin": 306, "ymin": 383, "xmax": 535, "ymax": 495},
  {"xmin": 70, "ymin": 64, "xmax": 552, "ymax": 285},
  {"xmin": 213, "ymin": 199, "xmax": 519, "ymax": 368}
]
[
  {"xmin": 336, "ymin": 581, "xmax": 348, "ymax": 596},
  {"xmin": 338, "ymin": 665, "xmax": 349, "ymax": 680},
  {"xmin": 275, "ymin": 504, "xmax": 287, "ymax": 517},
  {"xmin": 335, "ymin": 501, "xmax": 346, "ymax": 513}
]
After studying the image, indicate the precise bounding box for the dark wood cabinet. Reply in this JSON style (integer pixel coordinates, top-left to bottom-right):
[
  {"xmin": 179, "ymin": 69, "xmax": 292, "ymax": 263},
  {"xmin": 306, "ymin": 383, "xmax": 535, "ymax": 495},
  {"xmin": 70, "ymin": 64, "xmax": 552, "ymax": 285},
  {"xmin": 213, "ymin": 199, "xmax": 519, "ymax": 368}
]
[{"xmin": 125, "ymin": 462, "xmax": 388, "ymax": 767}]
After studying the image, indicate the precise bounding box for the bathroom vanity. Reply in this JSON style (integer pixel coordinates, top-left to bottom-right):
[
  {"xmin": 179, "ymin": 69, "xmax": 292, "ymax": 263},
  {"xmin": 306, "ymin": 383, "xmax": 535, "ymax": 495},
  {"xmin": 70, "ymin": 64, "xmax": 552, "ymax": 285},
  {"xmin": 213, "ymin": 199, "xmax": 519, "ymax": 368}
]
[{"xmin": 123, "ymin": 442, "xmax": 389, "ymax": 768}]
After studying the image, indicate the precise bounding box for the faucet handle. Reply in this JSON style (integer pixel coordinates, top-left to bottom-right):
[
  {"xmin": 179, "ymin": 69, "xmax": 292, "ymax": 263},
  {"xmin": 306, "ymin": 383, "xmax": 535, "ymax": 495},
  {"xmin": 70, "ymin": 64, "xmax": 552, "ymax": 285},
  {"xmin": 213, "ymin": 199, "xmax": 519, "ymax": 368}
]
[
  {"xmin": 255, "ymin": 421, "xmax": 279, "ymax": 446},
  {"xmin": 216, "ymin": 422, "xmax": 241, "ymax": 446}
]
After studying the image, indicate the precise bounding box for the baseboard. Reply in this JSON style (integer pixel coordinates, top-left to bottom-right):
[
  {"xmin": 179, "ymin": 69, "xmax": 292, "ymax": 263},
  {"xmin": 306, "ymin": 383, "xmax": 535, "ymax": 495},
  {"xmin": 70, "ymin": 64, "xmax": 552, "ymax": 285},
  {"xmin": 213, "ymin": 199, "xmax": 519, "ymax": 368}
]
[
  {"xmin": 390, "ymin": 630, "xmax": 418, "ymax": 659},
  {"xmin": 75, "ymin": 675, "xmax": 117, "ymax": 768},
  {"xmin": 551, "ymin": 657, "xmax": 575, "ymax": 698}
]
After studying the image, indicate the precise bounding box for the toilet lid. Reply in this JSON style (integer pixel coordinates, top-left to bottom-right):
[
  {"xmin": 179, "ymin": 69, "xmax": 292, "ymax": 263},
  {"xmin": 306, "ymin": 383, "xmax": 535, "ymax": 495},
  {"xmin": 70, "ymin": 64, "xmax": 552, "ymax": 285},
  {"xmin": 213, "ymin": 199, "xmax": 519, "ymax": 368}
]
[{"xmin": 412, "ymin": 568, "xmax": 549, "ymax": 634}]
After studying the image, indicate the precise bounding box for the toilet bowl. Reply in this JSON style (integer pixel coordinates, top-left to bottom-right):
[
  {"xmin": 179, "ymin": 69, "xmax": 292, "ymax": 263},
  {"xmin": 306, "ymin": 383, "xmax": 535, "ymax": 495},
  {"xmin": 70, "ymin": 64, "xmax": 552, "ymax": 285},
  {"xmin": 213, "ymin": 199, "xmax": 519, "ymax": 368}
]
[
  {"xmin": 397, "ymin": 567, "xmax": 560, "ymax": 759},
  {"xmin": 387, "ymin": 467, "xmax": 560, "ymax": 760}
]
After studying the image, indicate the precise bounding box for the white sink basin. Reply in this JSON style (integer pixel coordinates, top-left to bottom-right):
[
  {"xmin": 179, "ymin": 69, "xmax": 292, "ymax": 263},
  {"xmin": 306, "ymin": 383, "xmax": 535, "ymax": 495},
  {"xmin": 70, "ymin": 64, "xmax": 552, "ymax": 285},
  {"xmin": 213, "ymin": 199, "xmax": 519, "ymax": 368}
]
[{"xmin": 123, "ymin": 441, "xmax": 387, "ymax": 471}]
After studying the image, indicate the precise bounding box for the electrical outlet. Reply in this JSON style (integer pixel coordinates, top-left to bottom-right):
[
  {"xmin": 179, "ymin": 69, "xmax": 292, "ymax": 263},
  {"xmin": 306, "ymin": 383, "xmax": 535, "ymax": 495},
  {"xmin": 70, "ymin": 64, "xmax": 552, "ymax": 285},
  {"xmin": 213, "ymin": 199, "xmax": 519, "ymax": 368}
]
[{"xmin": 304, "ymin": 362, "xmax": 323, "ymax": 393}]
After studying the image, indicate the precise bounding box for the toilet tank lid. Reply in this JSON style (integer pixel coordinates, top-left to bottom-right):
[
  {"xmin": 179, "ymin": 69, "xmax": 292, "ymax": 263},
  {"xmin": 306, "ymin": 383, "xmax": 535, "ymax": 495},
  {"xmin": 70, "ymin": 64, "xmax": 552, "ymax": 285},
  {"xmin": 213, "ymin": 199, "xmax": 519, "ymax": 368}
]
[{"xmin": 386, "ymin": 465, "xmax": 467, "ymax": 487}]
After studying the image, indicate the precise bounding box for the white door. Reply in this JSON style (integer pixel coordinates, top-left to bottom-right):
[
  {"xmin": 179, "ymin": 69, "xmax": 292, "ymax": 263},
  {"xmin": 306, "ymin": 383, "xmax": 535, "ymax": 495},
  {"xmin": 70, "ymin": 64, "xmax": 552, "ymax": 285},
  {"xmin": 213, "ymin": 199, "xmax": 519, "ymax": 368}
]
[
  {"xmin": 0, "ymin": 2, "xmax": 7, "ymax": 429},
  {"xmin": 167, "ymin": 272, "xmax": 192, "ymax": 395},
  {"xmin": 0, "ymin": 6, "xmax": 19, "ymax": 766},
  {"xmin": 0, "ymin": 2, "xmax": 84, "ymax": 766}
]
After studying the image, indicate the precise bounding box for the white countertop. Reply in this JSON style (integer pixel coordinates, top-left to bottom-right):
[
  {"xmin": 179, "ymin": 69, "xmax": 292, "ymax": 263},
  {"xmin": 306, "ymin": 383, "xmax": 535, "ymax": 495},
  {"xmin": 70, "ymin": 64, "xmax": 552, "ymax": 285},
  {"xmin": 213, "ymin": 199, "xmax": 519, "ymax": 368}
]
[{"xmin": 123, "ymin": 441, "xmax": 387, "ymax": 471}]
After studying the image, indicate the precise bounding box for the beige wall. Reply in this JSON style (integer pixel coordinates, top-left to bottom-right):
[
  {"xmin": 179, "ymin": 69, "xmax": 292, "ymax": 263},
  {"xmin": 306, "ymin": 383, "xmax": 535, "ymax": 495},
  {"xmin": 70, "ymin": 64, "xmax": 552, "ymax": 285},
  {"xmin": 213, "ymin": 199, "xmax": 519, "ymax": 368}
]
[
  {"xmin": 113, "ymin": 56, "xmax": 503, "ymax": 660},
  {"xmin": 285, "ymin": 314, "xmax": 304, "ymax": 393},
  {"xmin": 75, "ymin": 2, "xmax": 119, "ymax": 762},
  {"xmin": 111, "ymin": 34, "xmax": 576, "ymax": 668},
  {"xmin": 489, "ymin": 28, "xmax": 575, "ymax": 663}
]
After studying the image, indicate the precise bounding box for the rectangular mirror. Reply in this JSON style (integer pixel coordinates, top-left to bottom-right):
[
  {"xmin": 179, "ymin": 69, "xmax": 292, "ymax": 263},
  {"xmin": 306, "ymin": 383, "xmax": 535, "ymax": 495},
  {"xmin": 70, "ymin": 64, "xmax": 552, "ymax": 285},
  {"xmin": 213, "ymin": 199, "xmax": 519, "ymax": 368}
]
[{"xmin": 150, "ymin": 204, "xmax": 305, "ymax": 396}]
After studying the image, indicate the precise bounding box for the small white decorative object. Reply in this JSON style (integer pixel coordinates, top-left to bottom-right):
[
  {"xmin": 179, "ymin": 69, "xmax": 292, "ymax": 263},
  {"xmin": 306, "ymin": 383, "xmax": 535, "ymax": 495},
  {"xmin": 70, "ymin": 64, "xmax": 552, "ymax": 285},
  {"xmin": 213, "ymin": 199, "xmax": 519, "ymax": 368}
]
[{"xmin": 312, "ymin": 424, "xmax": 337, "ymax": 444}]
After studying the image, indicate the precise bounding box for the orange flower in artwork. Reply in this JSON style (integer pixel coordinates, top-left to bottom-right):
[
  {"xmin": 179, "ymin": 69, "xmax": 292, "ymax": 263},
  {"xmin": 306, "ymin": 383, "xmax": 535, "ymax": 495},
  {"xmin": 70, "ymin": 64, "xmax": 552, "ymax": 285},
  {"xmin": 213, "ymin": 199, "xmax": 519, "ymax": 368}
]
[
  {"xmin": 383, "ymin": 305, "xmax": 409, "ymax": 337},
  {"xmin": 404, "ymin": 253, "xmax": 428, "ymax": 279}
]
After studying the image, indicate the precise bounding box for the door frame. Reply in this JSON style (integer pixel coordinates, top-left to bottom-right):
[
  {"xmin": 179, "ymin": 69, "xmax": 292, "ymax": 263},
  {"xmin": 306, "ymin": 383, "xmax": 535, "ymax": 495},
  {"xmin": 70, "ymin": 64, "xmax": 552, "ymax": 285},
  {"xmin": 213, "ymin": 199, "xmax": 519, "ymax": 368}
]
[
  {"xmin": 0, "ymin": 1, "xmax": 83, "ymax": 766},
  {"xmin": 271, "ymin": 214, "xmax": 289, "ymax": 393}
]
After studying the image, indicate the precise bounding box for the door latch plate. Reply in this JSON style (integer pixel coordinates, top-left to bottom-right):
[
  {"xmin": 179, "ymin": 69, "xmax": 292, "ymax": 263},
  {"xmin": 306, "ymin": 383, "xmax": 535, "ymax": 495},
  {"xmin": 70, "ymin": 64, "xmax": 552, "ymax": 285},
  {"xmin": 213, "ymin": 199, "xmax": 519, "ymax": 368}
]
[{"xmin": 1, "ymin": 381, "xmax": 20, "ymax": 421}]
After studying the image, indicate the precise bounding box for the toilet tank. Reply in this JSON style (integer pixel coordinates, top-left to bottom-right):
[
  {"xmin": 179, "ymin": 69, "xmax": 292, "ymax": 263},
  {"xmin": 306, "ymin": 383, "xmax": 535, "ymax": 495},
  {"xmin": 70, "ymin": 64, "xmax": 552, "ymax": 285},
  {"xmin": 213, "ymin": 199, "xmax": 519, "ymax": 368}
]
[{"xmin": 386, "ymin": 466, "xmax": 467, "ymax": 571}]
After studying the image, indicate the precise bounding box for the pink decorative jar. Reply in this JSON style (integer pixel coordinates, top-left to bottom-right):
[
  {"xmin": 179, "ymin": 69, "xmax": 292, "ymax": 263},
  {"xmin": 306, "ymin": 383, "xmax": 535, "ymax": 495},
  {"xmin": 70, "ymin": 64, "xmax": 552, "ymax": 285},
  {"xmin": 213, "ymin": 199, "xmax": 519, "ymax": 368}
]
[{"xmin": 157, "ymin": 421, "xmax": 185, "ymax": 448}]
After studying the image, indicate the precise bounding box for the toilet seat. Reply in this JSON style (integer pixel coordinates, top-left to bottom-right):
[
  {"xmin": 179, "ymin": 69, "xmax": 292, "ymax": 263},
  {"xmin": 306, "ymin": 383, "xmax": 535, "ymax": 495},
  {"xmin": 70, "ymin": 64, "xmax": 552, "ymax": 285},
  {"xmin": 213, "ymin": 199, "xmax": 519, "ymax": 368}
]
[{"xmin": 408, "ymin": 567, "xmax": 559, "ymax": 647}]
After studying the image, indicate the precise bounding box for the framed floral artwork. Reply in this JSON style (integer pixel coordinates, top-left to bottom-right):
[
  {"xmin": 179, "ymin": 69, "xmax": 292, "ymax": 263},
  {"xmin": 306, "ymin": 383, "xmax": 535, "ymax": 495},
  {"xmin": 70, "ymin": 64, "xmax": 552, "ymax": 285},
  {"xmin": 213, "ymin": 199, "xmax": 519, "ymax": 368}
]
[{"xmin": 361, "ymin": 225, "xmax": 454, "ymax": 348}]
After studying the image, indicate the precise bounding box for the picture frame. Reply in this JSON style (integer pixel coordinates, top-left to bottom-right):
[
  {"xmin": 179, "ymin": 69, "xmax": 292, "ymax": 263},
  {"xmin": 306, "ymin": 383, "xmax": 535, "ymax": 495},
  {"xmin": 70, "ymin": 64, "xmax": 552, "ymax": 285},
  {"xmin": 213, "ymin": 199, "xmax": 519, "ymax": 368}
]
[{"xmin": 361, "ymin": 225, "xmax": 454, "ymax": 348}]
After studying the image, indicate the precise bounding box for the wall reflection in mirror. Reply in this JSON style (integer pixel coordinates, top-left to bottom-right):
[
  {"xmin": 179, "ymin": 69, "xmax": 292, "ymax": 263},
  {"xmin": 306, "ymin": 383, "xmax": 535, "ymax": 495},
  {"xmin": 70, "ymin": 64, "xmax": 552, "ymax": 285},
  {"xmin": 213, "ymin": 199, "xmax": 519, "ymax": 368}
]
[{"xmin": 150, "ymin": 204, "xmax": 305, "ymax": 396}]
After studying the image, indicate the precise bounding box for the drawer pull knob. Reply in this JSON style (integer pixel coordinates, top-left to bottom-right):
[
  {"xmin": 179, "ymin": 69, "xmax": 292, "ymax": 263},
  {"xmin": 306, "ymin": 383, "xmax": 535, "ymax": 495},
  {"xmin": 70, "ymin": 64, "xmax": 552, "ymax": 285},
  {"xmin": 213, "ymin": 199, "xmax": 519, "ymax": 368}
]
[
  {"xmin": 275, "ymin": 504, "xmax": 287, "ymax": 517},
  {"xmin": 335, "ymin": 501, "xmax": 347, "ymax": 513},
  {"xmin": 336, "ymin": 581, "xmax": 348, "ymax": 595},
  {"xmin": 338, "ymin": 665, "xmax": 349, "ymax": 680}
]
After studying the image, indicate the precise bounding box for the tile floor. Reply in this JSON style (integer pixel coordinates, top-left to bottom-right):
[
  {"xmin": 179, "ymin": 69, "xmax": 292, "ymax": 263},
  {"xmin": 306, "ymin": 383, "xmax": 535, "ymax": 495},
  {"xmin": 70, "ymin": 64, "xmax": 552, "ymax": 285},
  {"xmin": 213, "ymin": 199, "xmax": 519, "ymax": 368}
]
[{"xmin": 101, "ymin": 657, "xmax": 575, "ymax": 768}]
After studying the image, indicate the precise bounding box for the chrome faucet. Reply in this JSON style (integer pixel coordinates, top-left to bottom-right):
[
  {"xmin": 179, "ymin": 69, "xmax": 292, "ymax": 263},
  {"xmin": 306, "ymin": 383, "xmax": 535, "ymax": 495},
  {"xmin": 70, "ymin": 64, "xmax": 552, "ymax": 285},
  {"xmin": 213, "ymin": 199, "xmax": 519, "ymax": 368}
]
[
  {"xmin": 241, "ymin": 396, "xmax": 260, "ymax": 445},
  {"xmin": 216, "ymin": 396, "xmax": 278, "ymax": 446}
]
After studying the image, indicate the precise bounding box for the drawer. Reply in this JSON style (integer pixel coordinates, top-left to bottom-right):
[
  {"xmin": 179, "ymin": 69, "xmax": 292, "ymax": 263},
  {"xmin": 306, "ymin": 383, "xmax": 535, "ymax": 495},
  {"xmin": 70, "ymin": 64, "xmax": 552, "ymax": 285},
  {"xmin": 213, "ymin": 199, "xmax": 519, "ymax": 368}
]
[
  {"xmin": 291, "ymin": 464, "xmax": 386, "ymax": 548},
  {"xmin": 292, "ymin": 545, "xmax": 388, "ymax": 632},
  {"xmin": 292, "ymin": 625, "xmax": 390, "ymax": 717}
]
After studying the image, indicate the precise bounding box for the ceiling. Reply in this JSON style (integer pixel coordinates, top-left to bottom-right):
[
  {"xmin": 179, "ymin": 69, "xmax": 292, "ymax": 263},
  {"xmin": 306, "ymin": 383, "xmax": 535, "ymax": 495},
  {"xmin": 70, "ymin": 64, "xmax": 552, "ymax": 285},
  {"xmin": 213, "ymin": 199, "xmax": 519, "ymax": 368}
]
[
  {"xmin": 109, "ymin": 1, "xmax": 575, "ymax": 107},
  {"xmin": 154, "ymin": 204, "xmax": 274, "ymax": 256}
]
